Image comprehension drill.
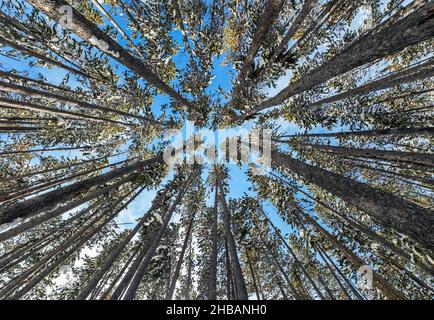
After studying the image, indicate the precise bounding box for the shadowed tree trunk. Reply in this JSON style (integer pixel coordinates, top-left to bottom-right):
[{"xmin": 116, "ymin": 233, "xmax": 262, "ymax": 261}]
[
  {"xmin": 264, "ymin": 0, "xmax": 314, "ymax": 71},
  {"xmin": 0, "ymin": 175, "xmax": 132, "ymax": 242},
  {"xmin": 245, "ymin": 247, "xmax": 261, "ymax": 300},
  {"xmin": 298, "ymin": 59, "xmax": 434, "ymax": 110},
  {"xmin": 2, "ymin": 187, "xmax": 142, "ymax": 299},
  {"xmin": 100, "ymin": 246, "xmax": 140, "ymax": 300},
  {"xmin": 298, "ymin": 209, "xmax": 406, "ymax": 300},
  {"xmin": 278, "ymin": 127, "xmax": 434, "ymax": 139},
  {"xmin": 0, "ymin": 81, "xmax": 160, "ymax": 125},
  {"xmin": 0, "ymin": 98, "xmax": 128, "ymax": 126},
  {"xmin": 76, "ymin": 188, "xmax": 169, "ymax": 299}
]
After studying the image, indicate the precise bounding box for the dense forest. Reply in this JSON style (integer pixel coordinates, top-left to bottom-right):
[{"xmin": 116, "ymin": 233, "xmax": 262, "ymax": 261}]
[{"xmin": 0, "ymin": 0, "xmax": 433, "ymax": 300}]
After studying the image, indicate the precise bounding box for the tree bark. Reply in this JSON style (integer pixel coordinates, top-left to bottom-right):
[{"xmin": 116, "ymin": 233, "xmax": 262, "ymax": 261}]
[
  {"xmin": 76, "ymin": 188, "xmax": 168, "ymax": 299},
  {"xmin": 0, "ymin": 80, "xmax": 159, "ymax": 125},
  {"xmin": 278, "ymin": 127, "xmax": 434, "ymax": 139}
]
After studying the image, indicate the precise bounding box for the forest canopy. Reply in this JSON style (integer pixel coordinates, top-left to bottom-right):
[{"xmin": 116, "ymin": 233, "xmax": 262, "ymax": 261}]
[{"xmin": 0, "ymin": 0, "xmax": 433, "ymax": 300}]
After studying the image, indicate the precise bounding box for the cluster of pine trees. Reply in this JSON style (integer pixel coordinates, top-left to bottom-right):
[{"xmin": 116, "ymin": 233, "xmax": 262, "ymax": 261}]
[{"xmin": 0, "ymin": 0, "xmax": 432, "ymax": 300}]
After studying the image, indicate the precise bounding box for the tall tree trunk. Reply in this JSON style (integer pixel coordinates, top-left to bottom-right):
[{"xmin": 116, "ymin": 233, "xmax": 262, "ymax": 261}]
[
  {"xmin": 2, "ymin": 187, "xmax": 141, "ymax": 299},
  {"xmin": 315, "ymin": 243, "xmax": 352, "ymax": 300},
  {"xmin": 257, "ymin": 207, "xmax": 326, "ymax": 299},
  {"xmin": 100, "ymin": 246, "xmax": 140, "ymax": 300},
  {"xmin": 171, "ymin": 0, "xmax": 197, "ymax": 71},
  {"xmin": 0, "ymin": 35, "xmax": 94, "ymax": 80},
  {"xmin": 245, "ymin": 248, "xmax": 261, "ymax": 300},
  {"xmin": 278, "ymin": 127, "xmax": 434, "ymax": 139},
  {"xmin": 0, "ymin": 175, "xmax": 132, "ymax": 242},
  {"xmin": 217, "ymin": 179, "xmax": 249, "ymax": 300},
  {"xmin": 109, "ymin": 229, "xmax": 159, "ymax": 300},
  {"xmin": 273, "ymin": 150, "xmax": 434, "ymax": 252},
  {"xmin": 0, "ymin": 80, "xmax": 159, "ymax": 125},
  {"xmin": 0, "ymin": 97, "xmax": 127, "ymax": 126},
  {"xmin": 298, "ymin": 60, "xmax": 434, "ymax": 110},
  {"xmin": 3, "ymin": 152, "xmax": 125, "ymax": 182},
  {"xmin": 299, "ymin": 209, "xmax": 406, "ymax": 300},
  {"xmin": 320, "ymin": 243, "xmax": 366, "ymax": 300},
  {"xmin": 264, "ymin": 0, "xmax": 314, "ymax": 71}
]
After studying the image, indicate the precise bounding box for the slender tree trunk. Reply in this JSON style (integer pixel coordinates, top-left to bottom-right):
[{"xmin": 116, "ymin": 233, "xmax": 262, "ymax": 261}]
[
  {"xmin": 208, "ymin": 183, "xmax": 218, "ymax": 300},
  {"xmin": 76, "ymin": 188, "xmax": 167, "ymax": 299},
  {"xmin": 3, "ymin": 152, "xmax": 126, "ymax": 182},
  {"xmin": 0, "ymin": 200, "xmax": 101, "ymax": 272},
  {"xmin": 0, "ymin": 97, "xmax": 127, "ymax": 126},
  {"xmin": 321, "ymin": 245, "xmax": 366, "ymax": 300},
  {"xmin": 265, "ymin": 0, "xmax": 314, "ymax": 70},
  {"xmin": 277, "ymin": 280, "xmax": 289, "ymax": 300},
  {"xmin": 109, "ymin": 229, "xmax": 159, "ymax": 300},
  {"xmin": 0, "ymin": 80, "xmax": 159, "ymax": 125},
  {"xmin": 121, "ymin": 174, "xmax": 192, "ymax": 300},
  {"xmin": 245, "ymin": 248, "xmax": 261, "ymax": 300},
  {"xmin": 299, "ymin": 209, "xmax": 406, "ymax": 300},
  {"xmin": 100, "ymin": 246, "xmax": 140, "ymax": 300},
  {"xmin": 257, "ymin": 207, "xmax": 326, "ymax": 299},
  {"xmin": 315, "ymin": 243, "xmax": 352, "ymax": 299},
  {"xmin": 2, "ymin": 188, "xmax": 140, "ymax": 299},
  {"xmin": 225, "ymin": 238, "xmax": 234, "ymax": 300},
  {"xmin": 0, "ymin": 175, "xmax": 133, "ymax": 242},
  {"xmin": 0, "ymin": 35, "xmax": 94, "ymax": 80},
  {"xmin": 278, "ymin": 127, "xmax": 434, "ymax": 139},
  {"xmin": 171, "ymin": 0, "xmax": 197, "ymax": 71},
  {"xmin": 184, "ymin": 243, "xmax": 193, "ymax": 300},
  {"xmin": 299, "ymin": 60, "xmax": 434, "ymax": 110},
  {"xmin": 285, "ymin": 141, "xmax": 434, "ymax": 171}
]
